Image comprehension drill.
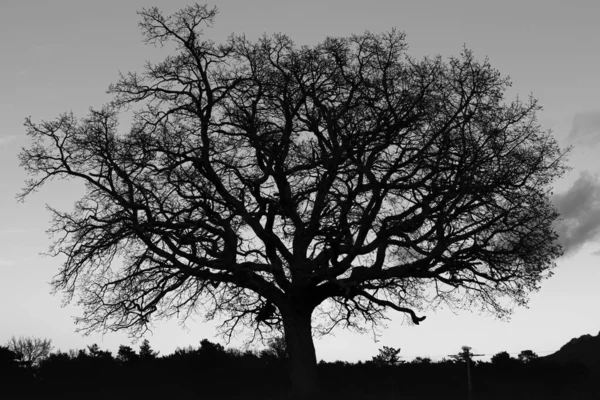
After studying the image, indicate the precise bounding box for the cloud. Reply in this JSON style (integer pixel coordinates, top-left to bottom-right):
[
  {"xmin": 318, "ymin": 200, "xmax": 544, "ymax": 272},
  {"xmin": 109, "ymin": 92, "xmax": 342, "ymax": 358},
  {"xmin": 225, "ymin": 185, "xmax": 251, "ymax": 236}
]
[
  {"xmin": 0, "ymin": 259, "xmax": 16, "ymax": 267},
  {"xmin": 552, "ymin": 172, "xmax": 600, "ymax": 256},
  {"xmin": 567, "ymin": 110, "xmax": 600, "ymax": 145}
]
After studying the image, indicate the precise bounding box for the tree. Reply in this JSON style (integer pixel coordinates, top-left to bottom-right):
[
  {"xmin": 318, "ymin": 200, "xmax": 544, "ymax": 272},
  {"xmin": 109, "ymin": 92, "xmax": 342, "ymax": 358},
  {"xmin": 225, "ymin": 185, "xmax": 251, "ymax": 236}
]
[
  {"xmin": 117, "ymin": 345, "xmax": 139, "ymax": 363},
  {"xmin": 371, "ymin": 346, "xmax": 402, "ymax": 366},
  {"xmin": 491, "ymin": 351, "xmax": 515, "ymax": 366},
  {"xmin": 87, "ymin": 343, "xmax": 113, "ymax": 361},
  {"xmin": 411, "ymin": 356, "xmax": 432, "ymax": 365},
  {"xmin": 138, "ymin": 339, "xmax": 159, "ymax": 360},
  {"xmin": 172, "ymin": 345, "xmax": 198, "ymax": 360},
  {"xmin": 18, "ymin": 3, "xmax": 568, "ymax": 397},
  {"xmin": 517, "ymin": 349, "xmax": 538, "ymax": 363},
  {"xmin": 265, "ymin": 335, "xmax": 288, "ymax": 361},
  {"xmin": 6, "ymin": 336, "xmax": 53, "ymax": 369}
]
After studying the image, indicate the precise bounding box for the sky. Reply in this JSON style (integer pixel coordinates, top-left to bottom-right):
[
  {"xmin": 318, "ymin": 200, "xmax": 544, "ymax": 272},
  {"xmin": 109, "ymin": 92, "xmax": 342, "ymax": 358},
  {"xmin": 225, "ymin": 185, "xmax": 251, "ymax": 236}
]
[{"xmin": 1, "ymin": 0, "xmax": 600, "ymax": 363}]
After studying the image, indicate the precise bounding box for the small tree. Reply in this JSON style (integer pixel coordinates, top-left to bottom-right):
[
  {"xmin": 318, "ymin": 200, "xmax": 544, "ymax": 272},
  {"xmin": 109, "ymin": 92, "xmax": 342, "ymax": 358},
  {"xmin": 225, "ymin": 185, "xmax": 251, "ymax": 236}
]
[
  {"xmin": 198, "ymin": 339, "xmax": 226, "ymax": 361},
  {"xmin": 6, "ymin": 336, "xmax": 53, "ymax": 368},
  {"xmin": 138, "ymin": 339, "xmax": 159, "ymax": 360},
  {"xmin": 491, "ymin": 351, "xmax": 515, "ymax": 366},
  {"xmin": 18, "ymin": 3, "xmax": 569, "ymax": 396},
  {"xmin": 517, "ymin": 349, "xmax": 538, "ymax": 363},
  {"xmin": 411, "ymin": 356, "xmax": 432, "ymax": 365},
  {"xmin": 117, "ymin": 345, "xmax": 139, "ymax": 363},
  {"xmin": 87, "ymin": 343, "xmax": 113, "ymax": 360},
  {"xmin": 371, "ymin": 346, "xmax": 402, "ymax": 366},
  {"xmin": 173, "ymin": 345, "xmax": 198, "ymax": 357}
]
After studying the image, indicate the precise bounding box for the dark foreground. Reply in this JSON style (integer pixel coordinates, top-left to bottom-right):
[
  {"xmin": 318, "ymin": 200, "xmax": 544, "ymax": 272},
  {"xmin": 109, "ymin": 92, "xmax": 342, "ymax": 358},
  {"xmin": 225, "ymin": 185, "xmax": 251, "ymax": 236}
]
[
  {"xmin": 1, "ymin": 341, "xmax": 598, "ymax": 399},
  {"xmin": 2, "ymin": 362, "xmax": 598, "ymax": 399}
]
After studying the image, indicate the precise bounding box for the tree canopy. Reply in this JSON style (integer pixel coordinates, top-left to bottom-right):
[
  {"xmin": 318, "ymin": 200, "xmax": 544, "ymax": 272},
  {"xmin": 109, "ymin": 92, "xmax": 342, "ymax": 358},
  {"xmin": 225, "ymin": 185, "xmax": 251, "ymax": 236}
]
[
  {"xmin": 6, "ymin": 336, "xmax": 53, "ymax": 369},
  {"xmin": 18, "ymin": 3, "xmax": 568, "ymax": 395}
]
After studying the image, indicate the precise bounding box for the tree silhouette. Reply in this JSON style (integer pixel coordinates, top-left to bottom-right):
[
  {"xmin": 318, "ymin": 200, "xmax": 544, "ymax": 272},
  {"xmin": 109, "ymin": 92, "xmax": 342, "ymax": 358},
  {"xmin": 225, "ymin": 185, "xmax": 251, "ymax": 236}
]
[
  {"xmin": 87, "ymin": 343, "xmax": 113, "ymax": 360},
  {"xmin": 491, "ymin": 351, "xmax": 515, "ymax": 366},
  {"xmin": 199, "ymin": 338, "xmax": 225, "ymax": 355},
  {"xmin": 6, "ymin": 336, "xmax": 53, "ymax": 369},
  {"xmin": 117, "ymin": 345, "xmax": 139, "ymax": 363},
  {"xmin": 138, "ymin": 339, "xmax": 159, "ymax": 360},
  {"xmin": 371, "ymin": 346, "xmax": 402, "ymax": 366},
  {"xmin": 518, "ymin": 349, "xmax": 538, "ymax": 363},
  {"xmin": 18, "ymin": 3, "xmax": 568, "ymax": 397},
  {"xmin": 411, "ymin": 356, "xmax": 432, "ymax": 365}
]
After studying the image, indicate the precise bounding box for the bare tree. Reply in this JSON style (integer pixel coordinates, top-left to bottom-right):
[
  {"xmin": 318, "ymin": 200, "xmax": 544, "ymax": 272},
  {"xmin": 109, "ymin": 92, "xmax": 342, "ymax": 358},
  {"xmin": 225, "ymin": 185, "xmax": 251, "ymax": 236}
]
[
  {"xmin": 6, "ymin": 336, "xmax": 53, "ymax": 368},
  {"xmin": 18, "ymin": 3, "xmax": 568, "ymax": 396}
]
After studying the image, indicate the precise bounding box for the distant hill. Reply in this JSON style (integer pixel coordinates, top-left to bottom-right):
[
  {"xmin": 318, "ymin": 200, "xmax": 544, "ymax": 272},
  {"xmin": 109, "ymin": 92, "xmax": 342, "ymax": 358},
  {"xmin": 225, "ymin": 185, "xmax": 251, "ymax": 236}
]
[{"xmin": 541, "ymin": 331, "xmax": 600, "ymax": 373}]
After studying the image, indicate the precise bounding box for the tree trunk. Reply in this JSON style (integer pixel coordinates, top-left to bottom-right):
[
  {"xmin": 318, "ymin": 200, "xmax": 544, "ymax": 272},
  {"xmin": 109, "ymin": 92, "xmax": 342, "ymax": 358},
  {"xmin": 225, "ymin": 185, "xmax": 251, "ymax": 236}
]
[{"xmin": 282, "ymin": 307, "xmax": 319, "ymax": 399}]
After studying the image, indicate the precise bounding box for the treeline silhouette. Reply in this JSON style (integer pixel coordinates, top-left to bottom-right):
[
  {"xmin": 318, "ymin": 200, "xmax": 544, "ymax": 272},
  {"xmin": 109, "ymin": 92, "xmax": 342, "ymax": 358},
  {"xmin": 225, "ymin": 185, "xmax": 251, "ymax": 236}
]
[{"xmin": 0, "ymin": 337, "xmax": 596, "ymax": 399}]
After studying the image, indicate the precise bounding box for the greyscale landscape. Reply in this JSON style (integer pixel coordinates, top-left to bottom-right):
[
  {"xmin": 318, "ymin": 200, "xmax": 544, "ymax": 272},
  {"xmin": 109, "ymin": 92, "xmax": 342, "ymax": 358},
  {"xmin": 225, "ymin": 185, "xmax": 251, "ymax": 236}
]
[
  {"xmin": 2, "ymin": 1, "xmax": 600, "ymax": 399},
  {"xmin": 1, "ymin": 331, "xmax": 599, "ymax": 398}
]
